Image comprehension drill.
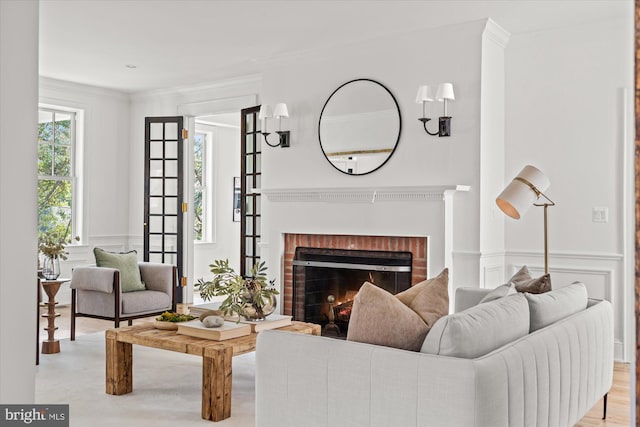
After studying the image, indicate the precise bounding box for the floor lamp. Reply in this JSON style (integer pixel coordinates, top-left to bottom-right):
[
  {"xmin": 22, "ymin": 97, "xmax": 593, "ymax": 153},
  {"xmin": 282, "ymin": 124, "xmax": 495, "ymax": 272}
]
[{"xmin": 496, "ymin": 165, "xmax": 555, "ymax": 274}]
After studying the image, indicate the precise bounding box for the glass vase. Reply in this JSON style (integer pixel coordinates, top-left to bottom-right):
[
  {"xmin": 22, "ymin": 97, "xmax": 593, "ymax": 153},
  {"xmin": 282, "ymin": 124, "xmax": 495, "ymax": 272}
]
[{"xmin": 42, "ymin": 256, "xmax": 61, "ymax": 280}]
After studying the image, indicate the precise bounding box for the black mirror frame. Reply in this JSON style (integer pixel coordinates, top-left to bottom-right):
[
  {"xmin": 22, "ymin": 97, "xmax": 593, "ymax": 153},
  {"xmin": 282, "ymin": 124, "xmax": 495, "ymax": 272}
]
[{"xmin": 318, "ymin": 78, "xmax": 402, "ymax": 176}]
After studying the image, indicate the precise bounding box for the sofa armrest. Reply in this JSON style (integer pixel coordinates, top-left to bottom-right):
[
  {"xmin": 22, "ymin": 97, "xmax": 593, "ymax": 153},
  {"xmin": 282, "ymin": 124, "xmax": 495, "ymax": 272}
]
[
  {"xmin": 256, "ymin": 331, "xmax": 477, "ymax": 427},
  {"xmin": 138, "ymin": 263, "xmax": 176, "ymax": 298},
  {"xmin": 454, "ymin": 287, "xmax": 492, "ymax": 312},
  {"xmin": 70, "ymin": 267, "xmax": 118, "ymax": 293}
]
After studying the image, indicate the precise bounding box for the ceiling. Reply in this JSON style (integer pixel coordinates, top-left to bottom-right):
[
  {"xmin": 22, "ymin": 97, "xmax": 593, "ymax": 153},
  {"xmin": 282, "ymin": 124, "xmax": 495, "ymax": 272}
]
[{"xmin": 39, "ymin": 0, "xmax": 631, "ymax": 93}]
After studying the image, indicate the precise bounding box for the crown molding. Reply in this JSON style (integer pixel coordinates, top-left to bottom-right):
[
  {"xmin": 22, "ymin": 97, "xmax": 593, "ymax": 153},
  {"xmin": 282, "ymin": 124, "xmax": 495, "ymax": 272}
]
[
  {"xmin": 483, "ymin": 18, "xmax": 511, "ymax": 48},
  {"xmin": 130, "ymin": 74, "xmax": 262, "ymax": 101},
  {"xmin": 39, "ymin": 76, "xmax": 130, "ymax": 100}
]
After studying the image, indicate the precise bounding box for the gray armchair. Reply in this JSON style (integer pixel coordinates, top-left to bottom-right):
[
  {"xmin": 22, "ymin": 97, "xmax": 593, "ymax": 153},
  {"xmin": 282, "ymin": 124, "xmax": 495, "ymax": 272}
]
[{"xmin": 70, "ymin": 262, "xmax": 176, "ymax": 340}]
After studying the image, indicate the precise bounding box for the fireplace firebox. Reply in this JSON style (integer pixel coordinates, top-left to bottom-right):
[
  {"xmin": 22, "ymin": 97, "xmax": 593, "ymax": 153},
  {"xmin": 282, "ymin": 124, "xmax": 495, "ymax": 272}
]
[{"xmin": 293, "ymin": 247, "xmax": 412, "ymax": 337}]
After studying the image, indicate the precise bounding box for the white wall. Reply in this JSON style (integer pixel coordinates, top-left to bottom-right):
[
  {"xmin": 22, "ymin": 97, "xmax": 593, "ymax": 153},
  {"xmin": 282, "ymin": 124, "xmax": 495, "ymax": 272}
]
[
  {"xmin": 505, "ymin": 14, "xmax": 634, "ymax": 361},
  {"xmin": 39, "ymin": 78, "xmax": 131, "ymax": 304},
  {"xmin": 259, "ymin": 20, "xmax": 492, "ymax": 291},
  {"xmin": 0, "ymin": 0, "xmax": 38, "ymax": 403},
  {"xmin": 193, "ymin": 123, "xmax": 241, "ymax": 279}
]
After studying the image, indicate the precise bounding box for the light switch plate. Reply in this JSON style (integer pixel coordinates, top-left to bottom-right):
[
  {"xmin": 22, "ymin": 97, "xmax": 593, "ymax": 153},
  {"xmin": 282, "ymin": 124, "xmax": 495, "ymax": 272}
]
[{"xmin": 592, "ymin": 207, "xmax": 608, "ymax": 223}]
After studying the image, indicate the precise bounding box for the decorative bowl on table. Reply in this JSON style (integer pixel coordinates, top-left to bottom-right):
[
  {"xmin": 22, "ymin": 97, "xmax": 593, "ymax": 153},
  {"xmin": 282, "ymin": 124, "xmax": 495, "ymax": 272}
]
[{"xmin": 153, "ymin": 311, "xmax": 197, "ymax": 330}]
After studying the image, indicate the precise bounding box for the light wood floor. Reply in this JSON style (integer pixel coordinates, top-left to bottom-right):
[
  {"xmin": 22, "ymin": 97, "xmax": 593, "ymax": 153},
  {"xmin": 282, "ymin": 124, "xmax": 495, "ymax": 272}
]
[{"xmin": 39, "ymin": 305, "xmax": 632, "ymax": 426}]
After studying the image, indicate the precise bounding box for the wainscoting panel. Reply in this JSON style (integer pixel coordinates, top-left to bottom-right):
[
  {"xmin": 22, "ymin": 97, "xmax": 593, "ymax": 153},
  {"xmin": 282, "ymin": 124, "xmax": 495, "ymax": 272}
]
[{"xmin": 506, "ymin": 251, "xmax": 626, "ymax": 361}]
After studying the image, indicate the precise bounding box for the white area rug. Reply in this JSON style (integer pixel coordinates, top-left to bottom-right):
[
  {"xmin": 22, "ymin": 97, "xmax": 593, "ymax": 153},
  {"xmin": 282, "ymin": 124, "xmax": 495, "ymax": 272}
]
[{"xmin": 35, "ymin": 331, "xmax": 256, "ymax": 426}]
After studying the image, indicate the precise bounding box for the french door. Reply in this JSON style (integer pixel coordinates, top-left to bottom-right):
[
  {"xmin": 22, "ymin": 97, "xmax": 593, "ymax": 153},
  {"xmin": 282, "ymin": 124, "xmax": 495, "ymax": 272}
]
[
  {"xmin": 240, "ymin": 106, "xmax": 262, "ymax": 277},
  {"xmin": 144, "ymin": 117, "xmax": 184, "ymax": 302}
]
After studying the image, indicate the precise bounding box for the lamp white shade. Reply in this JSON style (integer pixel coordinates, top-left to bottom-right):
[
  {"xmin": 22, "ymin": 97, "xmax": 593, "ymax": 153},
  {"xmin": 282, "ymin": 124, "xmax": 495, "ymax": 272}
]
[
  {"xmin": 273, "ymin": 103, "xmax": 289, "ymax": 118},
  {"xmin": 258, "ymin": 105, "xmax": 272, "ymax": 119},
  {"xmin": 436, "ymin": 83, "xmax": 455, "ymax": 101},
  {"xmin": 496, "ymin": 165, "xmax": 550, "ymax": 219},
  {"xmin": 415, "ymin": 85, "xmax": 434, "ymax": 103}
]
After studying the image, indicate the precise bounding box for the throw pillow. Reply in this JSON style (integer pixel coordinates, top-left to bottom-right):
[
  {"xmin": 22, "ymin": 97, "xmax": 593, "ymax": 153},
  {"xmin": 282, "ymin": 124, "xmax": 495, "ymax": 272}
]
[
  {"xmin": 94, "ymin": 247, "xmax": 145, "ymax": 293},
  {"xmin": 525, "ymin": 282, "xmax": 588, "ymax": 332},
  {"xmin": 509, "ymin": 265, "xmax": 552, "ymax": 294},
  {"xmin": 478, "ymin": 283, "xmax": 516, "ymax": 304},
  {"xmin": 421, "ymin": 293, "xmax": 530, "ymax": 358},
  {"xmin": 395, "ymin": 268, "xmax": 449, "ymax": 329},
  {"xmin": 346, "ymin": 282, "xmax": 430, "ymax": 351}
]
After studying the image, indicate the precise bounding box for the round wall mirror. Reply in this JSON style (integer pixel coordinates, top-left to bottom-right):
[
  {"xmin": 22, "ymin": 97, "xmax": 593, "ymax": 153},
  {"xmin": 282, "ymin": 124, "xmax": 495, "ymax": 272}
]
[{"xmin": 318, "ymin": 79, "xmax": 402, "ymax": 175}]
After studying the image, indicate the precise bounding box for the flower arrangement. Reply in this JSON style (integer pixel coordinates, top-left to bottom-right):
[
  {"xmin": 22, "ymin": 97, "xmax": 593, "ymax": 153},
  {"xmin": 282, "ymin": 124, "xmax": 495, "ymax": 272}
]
[{"xmin": 195, "ymin": 259, "xmax": 279, "ymax": 320}]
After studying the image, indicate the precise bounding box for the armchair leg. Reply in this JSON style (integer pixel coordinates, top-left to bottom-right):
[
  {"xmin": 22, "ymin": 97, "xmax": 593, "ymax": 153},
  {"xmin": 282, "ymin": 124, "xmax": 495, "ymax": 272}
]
[
  {"xmin": 71, "ymin": 289, "xmax": 76, "ymax": 341},
  {"xmin": 128, "ymin": 319, "xmax": 132, "ymax": 326},
  {"xmin": 603, "ymin": 392, "xmax": 608, "ymax": 420}
]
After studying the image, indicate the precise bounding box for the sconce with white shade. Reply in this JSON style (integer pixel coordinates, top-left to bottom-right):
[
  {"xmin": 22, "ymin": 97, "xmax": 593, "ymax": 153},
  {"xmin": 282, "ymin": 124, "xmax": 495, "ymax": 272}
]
[
  {"xmin": 496, "ymin": 165, "xmax": 555, "ymax": 274},
  {"xmin": 259, "ymin": 103, "xmax": 290, "ymax": 148},
  {"xmin": 416, "ymin": 83, "xmax": 455, "ymax": 137}
]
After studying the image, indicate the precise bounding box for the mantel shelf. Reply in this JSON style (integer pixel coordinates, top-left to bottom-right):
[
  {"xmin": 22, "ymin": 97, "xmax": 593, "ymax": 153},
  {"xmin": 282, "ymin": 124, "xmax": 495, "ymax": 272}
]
[{"xmin": 254, "ymin": 185, "xmax": 470, "ymax": 203}]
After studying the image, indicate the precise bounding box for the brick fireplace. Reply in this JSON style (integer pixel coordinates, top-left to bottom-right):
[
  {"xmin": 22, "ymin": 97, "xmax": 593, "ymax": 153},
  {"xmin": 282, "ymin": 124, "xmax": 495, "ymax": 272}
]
[{"xmin": 282, "ymin": 233, "xmax": 428, "ymax": 316}]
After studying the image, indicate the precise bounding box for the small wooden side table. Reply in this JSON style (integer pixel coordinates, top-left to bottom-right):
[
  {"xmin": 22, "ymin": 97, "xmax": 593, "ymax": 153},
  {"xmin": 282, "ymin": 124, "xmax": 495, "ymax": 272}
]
[{"xmin": 40, "ymin": 278, "xmax": 69, "ymax": 354}]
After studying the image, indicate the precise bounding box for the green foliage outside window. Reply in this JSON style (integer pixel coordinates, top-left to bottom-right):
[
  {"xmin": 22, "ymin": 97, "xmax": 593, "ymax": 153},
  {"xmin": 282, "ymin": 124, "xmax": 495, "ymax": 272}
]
[
  {"xmin": 194, "ymin": 133, "xmax": 205, "ymax": 241},
  {"xmin": 38, "ymin": 110, "xmax": 73, "ymax": 243}
]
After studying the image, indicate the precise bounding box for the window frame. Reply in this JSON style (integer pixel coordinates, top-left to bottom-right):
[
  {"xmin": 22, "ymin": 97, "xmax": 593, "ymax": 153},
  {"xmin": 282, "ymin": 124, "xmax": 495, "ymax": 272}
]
[
  {"xmin": 37, "ymin": 105, "xmax": 83, "ymax": 244},
  {"xmin": 193, "ymin": 129, "xmax": 215, "ymax": 243}
]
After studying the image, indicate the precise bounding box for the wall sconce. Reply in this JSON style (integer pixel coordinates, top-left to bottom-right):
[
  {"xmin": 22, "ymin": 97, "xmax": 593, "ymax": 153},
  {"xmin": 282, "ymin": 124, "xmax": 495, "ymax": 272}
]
[
  {"xmin": 496, "ymin": 165, "xmax": 555, "ymax": 274},
  {"xmin": 416, "ymin": 83, "xmax": 455, "ymax": 137},
  {"xmin": 259, "ymin": 103, "xmax": 290, "ymax": 148}
]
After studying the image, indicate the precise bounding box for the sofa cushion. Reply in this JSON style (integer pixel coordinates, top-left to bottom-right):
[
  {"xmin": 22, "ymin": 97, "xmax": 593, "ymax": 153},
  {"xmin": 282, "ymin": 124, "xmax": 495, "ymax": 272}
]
[
  {"xmin": 478, "ymin": 283, "xmax": 516, "ymax": 304},
  {"xmin": 94, "ymin": 248, "xmax": 146, "ymax": 293},
  {"xmin": 510, "ymin": 265, "xmax": 551, "ymax": 294},
  {"xmin": 395, "ymin": 268, "xmax": 449, "ymax": 328},
  {"xmin": 421, "ymin": 293, "xmax": 530, "ymax": 358},
  {"xmin": 525, "ymin": 282, "xmax": 588, "ymax": 332},
  {"xmin": 346, "ymin": 282, "xmax": 430, "ymax": 351},
  {"xmin": 122, "ymin": 290, "xmax": 171, "ymax": 314}
]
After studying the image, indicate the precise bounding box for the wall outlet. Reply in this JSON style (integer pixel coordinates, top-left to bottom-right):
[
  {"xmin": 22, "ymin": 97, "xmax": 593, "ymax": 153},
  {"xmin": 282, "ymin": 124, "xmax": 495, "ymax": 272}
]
[{"xmin": 592, "ymin": 207, "xmax": 608, "ymax": 223}]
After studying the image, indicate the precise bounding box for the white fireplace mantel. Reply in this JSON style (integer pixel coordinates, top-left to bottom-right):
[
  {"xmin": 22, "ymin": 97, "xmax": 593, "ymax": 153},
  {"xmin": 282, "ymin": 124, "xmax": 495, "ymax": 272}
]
[{"xmin": 255, "ymin": 185, "xmax": 470, "ymax": 203}]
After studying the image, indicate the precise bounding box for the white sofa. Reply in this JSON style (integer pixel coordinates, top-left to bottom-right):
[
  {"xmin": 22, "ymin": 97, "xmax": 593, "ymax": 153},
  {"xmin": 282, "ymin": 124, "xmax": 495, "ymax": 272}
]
[{"xmin": 255, "ymin": 286, "xmax": 613, "ymax": 427}]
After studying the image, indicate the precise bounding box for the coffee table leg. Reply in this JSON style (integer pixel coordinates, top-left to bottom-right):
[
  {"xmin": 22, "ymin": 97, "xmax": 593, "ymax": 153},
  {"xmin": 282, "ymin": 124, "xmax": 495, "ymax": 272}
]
[
  {"xmin": 105, "ymin": 331, "xmax": 133, "ymax": 395},
  {"xmin": 202, "ymin": 345, "xmax": 232, "ymax": 421}
]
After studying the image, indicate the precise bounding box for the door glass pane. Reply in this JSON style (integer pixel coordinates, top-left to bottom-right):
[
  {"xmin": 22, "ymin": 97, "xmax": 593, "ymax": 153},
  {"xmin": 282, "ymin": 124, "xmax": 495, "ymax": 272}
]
[
  {"xmin": 149, "ymin": 179, "xmax": 163, "ymax": 196},
  {"xmin": 150, "ymin": 141, "xmax": 163, "ymax": 158},
  {"xmin": 149, "ymin": 216, "xmax": 163, "ymax": 233},
  {"xmin": 164, "ymin": 235, "xmax": 177, "ymax": 251},
  {"xmin": 165, "ymin": 160, "xmax": 178, "ymax": 178},
  {"xmin": 245, "ymin": 218, "xmax": 253, "ymax": 236},
  {"xmin": 150, "ymin": 123, "xmax": 163, "ymax": 140},
  {"xmin": 246, "ymin": 155, "xmax": 253, "ymax": 173},
  {"xmin": 165, "ymin": 197, "xmax": 177, "ymax": 215},
  {"xmin": 165, "ymin": 178, "xmax": 177, "ymax": 196},
  {"xmin": 149, "ymin": 197, "xmax": 163, "ymax": 214},
  {"xmin": 245, "ymin": 115, "xmax": 253, "ymax": 133},
  {"xmin": 149, "ymin": 253, "xmax": 163, "ymax": 263},
  {"xmin": 246, "ymin": 238, "xmax": 253, "ymax": 256},
  {"xmin": 165, "ymin": 216, "xmax": 177, "ymax": 233},
  {"xmin": 255, "ymin": 174, "xmax": 261, "ymax": 188},
  {"xmin": 246, "ymin": 175, "xmax": 254, "ymax": 192},
  {"xmin": 255, "ymin": 153, "xmax": 261, "ymax": 173},
  {"xmin": 245, "ymin": 196, "xmax": 253, "ymax": 215},
  {"xmin": 245, "ymin": 134, "xmax": 254, "ymax": 154},
  {"xmin": 165, "ymin": 122, "xmax": 178, "ymax": 139},
  {"xmin": 165, "ymin": 141, "xmax": 178, "ymax": 158},
  {"xmin": 149, "ymin": 235, "xmax": 163, "ymax": 251},
  {"xmin": 165, "ymin": 253, "xmax": 176, "ymax": 265},
  {"xmin": 150, "ymin": 160, "xmax": 163, "ymax": 177}
]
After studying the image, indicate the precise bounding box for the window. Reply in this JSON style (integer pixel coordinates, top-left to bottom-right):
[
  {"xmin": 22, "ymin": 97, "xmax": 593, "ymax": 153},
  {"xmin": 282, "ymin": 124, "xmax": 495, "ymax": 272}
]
[
  {"xmin": 193, "ymin": 131, "xmax": 208, "ymax": 241},
  {"xmin": 38, "ymin": 108, "xmax": 77, "ymax": 243}
]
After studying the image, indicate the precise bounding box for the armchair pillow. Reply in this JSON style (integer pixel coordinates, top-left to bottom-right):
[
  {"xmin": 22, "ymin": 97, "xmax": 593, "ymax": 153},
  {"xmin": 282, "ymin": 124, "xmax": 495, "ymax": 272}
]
[
  {"xmin": 478, "ymin": 283, "xmax": 516, "ymax": 304},
  {"xmin": 93, "ymin": 248, "xmax": 145, "ymax": 292}
]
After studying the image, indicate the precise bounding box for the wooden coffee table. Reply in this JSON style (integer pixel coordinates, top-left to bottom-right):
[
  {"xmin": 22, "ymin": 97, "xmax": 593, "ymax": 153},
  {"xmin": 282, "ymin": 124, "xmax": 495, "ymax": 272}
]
[{"xmin": 105, "ymin": 321, "xmax": 320, "ymax": 422}]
